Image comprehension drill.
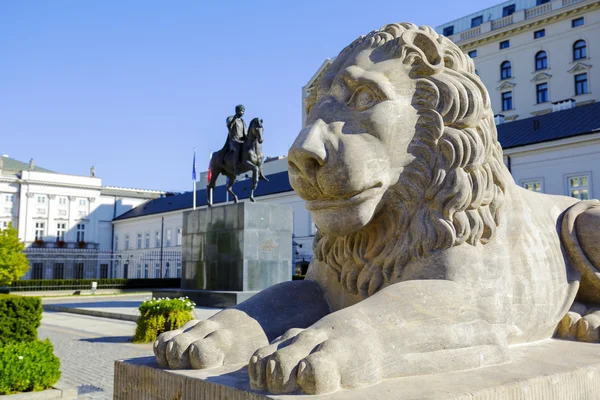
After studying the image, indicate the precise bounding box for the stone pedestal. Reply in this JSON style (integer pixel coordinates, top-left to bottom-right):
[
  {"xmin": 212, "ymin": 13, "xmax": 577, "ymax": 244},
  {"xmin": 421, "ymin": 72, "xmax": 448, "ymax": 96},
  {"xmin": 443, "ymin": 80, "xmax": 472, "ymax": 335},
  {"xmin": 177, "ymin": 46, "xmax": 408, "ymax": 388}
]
[
  {"xmin": 115, "ymin": 339, "xmax": 600, "ymax": 399},
  {"xmin": 154, "ymin": 203, "xmax": 293, "ymax": 307}
]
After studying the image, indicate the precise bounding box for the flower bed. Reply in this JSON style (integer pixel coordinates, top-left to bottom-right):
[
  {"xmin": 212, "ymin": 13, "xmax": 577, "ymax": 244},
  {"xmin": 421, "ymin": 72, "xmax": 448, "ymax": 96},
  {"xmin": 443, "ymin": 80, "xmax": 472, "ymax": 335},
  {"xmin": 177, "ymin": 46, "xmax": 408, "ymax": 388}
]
[{"xmin": 133, "ymin": 297, "xmax": 196, "ymax": 343}]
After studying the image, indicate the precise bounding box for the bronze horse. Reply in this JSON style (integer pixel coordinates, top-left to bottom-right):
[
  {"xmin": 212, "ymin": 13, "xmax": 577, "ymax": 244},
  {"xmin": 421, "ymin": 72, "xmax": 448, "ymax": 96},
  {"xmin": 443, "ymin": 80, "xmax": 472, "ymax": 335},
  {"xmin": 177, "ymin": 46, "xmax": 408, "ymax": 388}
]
[{"xmin": 207, "ymin": 117, "xmax": 268, "ymax": 206}]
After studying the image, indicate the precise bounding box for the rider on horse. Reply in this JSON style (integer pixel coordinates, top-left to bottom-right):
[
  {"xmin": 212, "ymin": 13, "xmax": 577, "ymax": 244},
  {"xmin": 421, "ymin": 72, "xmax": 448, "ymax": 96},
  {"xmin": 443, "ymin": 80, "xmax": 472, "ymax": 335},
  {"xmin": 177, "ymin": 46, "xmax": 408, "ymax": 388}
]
[{"xmin": 226, "ymin": 104, "xmax": 247, "ymax": 175}]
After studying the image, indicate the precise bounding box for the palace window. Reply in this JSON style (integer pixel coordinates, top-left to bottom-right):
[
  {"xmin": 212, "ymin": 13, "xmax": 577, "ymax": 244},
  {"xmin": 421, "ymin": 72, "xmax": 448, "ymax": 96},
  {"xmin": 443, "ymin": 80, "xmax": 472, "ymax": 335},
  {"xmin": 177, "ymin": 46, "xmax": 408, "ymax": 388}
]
[
  {"xmin": 572, "ymin": 17, "xmax": 584, "ymax": 28},
  {"xmin": 58, "ymin": 197, "xmax": 67, "ymax": 205},
  {"xmin": 124, "ymin": 234, "xmax": 130, "ymax": 250},
  {"xmin": 4, "ymin": 194, "xmax": 14, "ymax": 202},
  {"xmin": 56, "ymin": 223, "xmax": 66, "ymax": 241},
  {"xmin": 165, "ymin": 262, "xmax": 170, "ymax": 278},
  {"xmin": 471, "ymin": 16, "xmax": 483, "ymax": 28},
  {"xmin": 535, "ymin": 51, "xmax": 547, "ymax": 70},
  {"xmin": 176, "ymin": 228, "xmax": 182, "ymax": 246},
  {"xmin": 499, "ymin": 40, "xmax": 510, "ymax": 50},
  {"xmin": 78, "ymin": 198, "xmax": 87, "ymax": 207},
  {"xmin": 500, "ymin": 61, "xmax": 512, "ymax": 79},
  {"xmin": 54, "ymin": 263, "xmax": 64, "ymax": 279},
  {"xmin": 114, "ymin": 235, "xmax": 119, "ymax": 251},
  {"xmin": 501, "ymin": 91, "xmax": 513, "ymax": 111},
  {"xmin": 443, "ymin": 26, "xmax": 454, "ymax": 36},
  {"xmin": 76, "ymin": 223, "xmax": 85, "ymax": 242},
  {"xmin": 145, "ymin": 232, "xmax": 150, "ymax": 248},
  {"xmin": 137, "ymin": 233, "xmax": 142, "ymax": 249},
  {"xmin": 573, "ymin": 40, "xmax": 587, "ymax": 60},
  {"xmin": 502, "ymin": 4, "xmax": 515, "ymax": 17},
  {"xmin": 575, "ymin": 73, "xmax": 588, "ymax": 95},
  {"xmin": 522, "ymin": 180, "xmax": 543, "ymax": 193},
  {"xmin": 177, "ymin": 262, "xmax": 182, "ymax": 278},
  {"xmin": 32, "ymin": 263, "xmax": 44, "ymax": 279},
  {"xmin": 536, "ymin": 83, "xmax": 549, "ymax": 103},
  {"xmin": 568, "ymin": 174, "xmax": 590, "ymax": 199},
  {"xmin": 35, "ymin": 222, "xmax": 45, "ymax": 241},
  {"xmin": 534, "ymin": 29, "xmax": 545, "ymax": 39},
  {"xmin": 468, "ymin": 50, "xmax": 477, "ymax": 58},
  {"xmin": 166, "ymin": 229, "xmax": 172, "ymax": 247},
  {"xmin": 155, "ymin": 231, "xmax": 161, "ymax": 247},
  {"xmin": 37, "ymin": 195, "xmax": 46, "ymax": 204}
]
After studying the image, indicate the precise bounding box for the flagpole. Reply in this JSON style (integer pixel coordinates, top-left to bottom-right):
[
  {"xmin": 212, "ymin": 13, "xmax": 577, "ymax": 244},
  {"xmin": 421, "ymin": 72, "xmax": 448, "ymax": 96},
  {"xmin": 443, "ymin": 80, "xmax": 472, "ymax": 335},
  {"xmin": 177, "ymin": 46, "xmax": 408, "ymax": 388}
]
[
  {"xmin": 192, "ymin": 148, "xmax": 197, "ymax": 210},
  {"xmin": 208, "ymin": 151, "xmax": 213, "ymax": 206}
]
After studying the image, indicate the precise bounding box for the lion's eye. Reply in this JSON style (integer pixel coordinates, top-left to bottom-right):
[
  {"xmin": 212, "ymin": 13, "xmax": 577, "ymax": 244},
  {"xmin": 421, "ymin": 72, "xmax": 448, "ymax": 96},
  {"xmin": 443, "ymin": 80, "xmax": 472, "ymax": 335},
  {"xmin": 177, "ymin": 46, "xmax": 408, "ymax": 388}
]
[{"xmin": 347, "ymin": 85, "xmax": 379, "ymax": 111}]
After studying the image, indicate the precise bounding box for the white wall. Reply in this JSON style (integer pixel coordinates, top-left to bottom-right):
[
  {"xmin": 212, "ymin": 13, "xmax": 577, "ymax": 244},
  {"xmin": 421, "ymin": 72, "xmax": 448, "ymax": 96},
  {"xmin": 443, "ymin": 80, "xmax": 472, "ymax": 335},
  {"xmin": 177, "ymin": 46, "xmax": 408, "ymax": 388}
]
[{"xmin": 505, "ymin": 133, "xmax": 600, "ymax": 198}]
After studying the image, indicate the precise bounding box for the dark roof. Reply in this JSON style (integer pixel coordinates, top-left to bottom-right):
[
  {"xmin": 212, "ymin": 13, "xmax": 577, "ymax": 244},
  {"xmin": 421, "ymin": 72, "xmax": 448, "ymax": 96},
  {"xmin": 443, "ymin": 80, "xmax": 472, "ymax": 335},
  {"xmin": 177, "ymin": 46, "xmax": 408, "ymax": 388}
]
[
  {"xmin": 497, "ymin": 101, "xmax": 600, "ymax": 149},
  {"xmin": 0, "ymin": 155, "xmax": 53, "ymax": 172},
  {"xmin": 113, "ymin": 171, "xmax": 293, "ymax": 221}
]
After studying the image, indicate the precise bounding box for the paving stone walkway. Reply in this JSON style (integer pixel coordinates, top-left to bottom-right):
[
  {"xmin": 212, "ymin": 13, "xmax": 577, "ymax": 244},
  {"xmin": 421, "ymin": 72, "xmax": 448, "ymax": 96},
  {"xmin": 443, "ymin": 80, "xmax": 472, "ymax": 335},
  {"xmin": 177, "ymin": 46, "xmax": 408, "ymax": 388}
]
[{"xmin": 39, "ymin": 311, "xmax": 154, "ymax": 399}]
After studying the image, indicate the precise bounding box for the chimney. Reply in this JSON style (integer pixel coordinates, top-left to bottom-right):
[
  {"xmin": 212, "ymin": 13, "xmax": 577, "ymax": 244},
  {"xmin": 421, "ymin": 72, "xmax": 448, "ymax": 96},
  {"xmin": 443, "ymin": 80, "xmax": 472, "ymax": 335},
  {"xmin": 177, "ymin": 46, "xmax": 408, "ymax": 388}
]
[{"xmin": 494, "ymin": 114, "xmax": 505, "ymax": 125}]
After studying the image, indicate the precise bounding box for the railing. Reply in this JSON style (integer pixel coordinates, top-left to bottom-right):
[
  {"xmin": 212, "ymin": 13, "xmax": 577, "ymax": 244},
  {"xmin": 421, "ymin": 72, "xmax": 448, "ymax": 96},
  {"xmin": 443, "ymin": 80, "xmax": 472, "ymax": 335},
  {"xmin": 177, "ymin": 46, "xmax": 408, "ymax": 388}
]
[
  {"xmin": 525, "ymin": 2, "xmax": 552, "ymax": 19},
  {"xmin": 22, "ymin": 248, "xmax": 183, "ymax": 280},
  {"xmin": 460, "ymin": 26, "xmax": 481, "ymax": 41},
  {"xmin": 492, "ymin": 15, "xmax": 514, "ymax": 30},
  {"xmin": 563, "ymin": 0, "xmax": 585, "ymax": 6},
  {"xmin": 7, "ymin": 278, "xmax": 181, "ymax": 292}
]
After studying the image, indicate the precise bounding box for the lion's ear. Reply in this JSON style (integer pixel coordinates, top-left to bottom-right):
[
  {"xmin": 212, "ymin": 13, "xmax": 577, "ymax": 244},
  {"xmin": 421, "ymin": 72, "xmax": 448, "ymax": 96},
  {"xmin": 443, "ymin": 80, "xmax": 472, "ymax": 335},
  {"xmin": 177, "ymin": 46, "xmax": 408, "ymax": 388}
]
[{"xmin": 399, "ymin": 30, "xmax": 443, "ymax": 76}]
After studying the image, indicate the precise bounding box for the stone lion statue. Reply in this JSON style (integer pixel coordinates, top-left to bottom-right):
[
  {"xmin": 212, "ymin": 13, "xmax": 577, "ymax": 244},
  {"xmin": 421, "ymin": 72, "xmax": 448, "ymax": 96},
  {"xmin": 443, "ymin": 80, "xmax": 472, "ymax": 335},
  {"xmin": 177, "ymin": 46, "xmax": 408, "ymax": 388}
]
[{"xmin": 154, "ymin": 22, "xmax": 600, "ymax": 395}]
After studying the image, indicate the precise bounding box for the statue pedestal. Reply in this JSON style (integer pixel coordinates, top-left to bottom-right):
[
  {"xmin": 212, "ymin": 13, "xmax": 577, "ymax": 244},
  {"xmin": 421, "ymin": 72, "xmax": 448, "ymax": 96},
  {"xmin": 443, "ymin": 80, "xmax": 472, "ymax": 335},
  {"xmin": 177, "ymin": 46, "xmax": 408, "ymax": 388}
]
[
  {"xmin": 154, "ymin": 202, "xmax": 293, "ymax": 307},
  {"xmin": 115, "ymin": 339, "xmax": 600, "ymax": 399}
]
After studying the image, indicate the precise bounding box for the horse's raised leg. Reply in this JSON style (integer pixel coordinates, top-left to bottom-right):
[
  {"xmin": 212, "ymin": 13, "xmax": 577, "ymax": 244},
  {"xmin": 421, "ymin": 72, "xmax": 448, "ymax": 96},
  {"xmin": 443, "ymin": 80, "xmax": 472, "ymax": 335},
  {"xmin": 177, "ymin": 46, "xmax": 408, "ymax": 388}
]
[{"xmin": 225, "ymin": 174, "xmax": 238, "ymax": 203}]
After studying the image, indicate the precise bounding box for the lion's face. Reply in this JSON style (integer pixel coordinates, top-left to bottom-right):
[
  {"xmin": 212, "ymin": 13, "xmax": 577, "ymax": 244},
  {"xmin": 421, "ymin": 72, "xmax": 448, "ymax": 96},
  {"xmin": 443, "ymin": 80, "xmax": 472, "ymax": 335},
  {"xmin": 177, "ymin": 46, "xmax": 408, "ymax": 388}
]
[{"xmin": 288, "ymin": 48, "xmax": 419, "ymax": 236}]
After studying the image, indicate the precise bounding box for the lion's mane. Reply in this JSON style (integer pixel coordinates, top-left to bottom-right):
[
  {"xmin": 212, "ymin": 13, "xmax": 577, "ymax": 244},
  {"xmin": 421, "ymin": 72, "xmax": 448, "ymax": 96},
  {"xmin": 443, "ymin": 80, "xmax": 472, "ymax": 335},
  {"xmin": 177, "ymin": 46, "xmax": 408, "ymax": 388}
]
[{"xmin": 311, "ymin": 23, "xmax": 512, "ymax": 298}]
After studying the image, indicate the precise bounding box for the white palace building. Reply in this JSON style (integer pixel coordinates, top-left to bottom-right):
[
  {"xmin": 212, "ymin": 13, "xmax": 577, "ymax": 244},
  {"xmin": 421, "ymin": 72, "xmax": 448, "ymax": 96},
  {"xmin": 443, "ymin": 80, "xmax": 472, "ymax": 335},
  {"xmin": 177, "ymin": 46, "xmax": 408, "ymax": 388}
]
[{"xmin": 0, "ymin": 155, "xmax": 163, "ymax": 280}]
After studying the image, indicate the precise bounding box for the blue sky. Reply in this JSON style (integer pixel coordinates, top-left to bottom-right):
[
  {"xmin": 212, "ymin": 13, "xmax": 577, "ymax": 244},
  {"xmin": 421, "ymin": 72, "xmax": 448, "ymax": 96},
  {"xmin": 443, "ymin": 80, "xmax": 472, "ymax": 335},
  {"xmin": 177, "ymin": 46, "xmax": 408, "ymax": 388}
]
[{"xmin": 0, "ymin": 0, "xmax": 499, "ymax": 192}]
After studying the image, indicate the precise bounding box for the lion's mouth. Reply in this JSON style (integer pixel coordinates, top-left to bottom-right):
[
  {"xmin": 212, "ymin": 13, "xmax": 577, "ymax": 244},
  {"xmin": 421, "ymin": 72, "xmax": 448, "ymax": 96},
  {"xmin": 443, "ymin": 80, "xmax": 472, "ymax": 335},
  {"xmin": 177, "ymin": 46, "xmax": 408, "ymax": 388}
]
[{"xmin": 305, "ymin": 184, "xmax": 383, "ymax": 211}]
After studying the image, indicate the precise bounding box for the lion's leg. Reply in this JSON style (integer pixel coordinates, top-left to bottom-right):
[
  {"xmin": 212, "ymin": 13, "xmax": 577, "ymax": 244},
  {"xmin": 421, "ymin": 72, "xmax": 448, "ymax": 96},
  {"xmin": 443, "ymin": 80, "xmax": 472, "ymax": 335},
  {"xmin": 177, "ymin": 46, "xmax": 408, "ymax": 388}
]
[
  {"xmin": 250, "ymin": 280, "xmax": 509, "ymax": 395},
  {"xmin": 154, "ymin": 280, "xmax": 330, "ymax": 369}
]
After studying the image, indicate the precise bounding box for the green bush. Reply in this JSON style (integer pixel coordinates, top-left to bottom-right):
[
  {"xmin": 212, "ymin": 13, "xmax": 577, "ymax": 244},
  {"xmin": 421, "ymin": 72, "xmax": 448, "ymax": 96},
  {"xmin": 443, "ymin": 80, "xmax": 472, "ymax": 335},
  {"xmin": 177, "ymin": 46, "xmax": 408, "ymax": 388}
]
[
  {"xmin": 8, "ymin": 278, "xmax": 181, "ymax": 291},
  {"xmin": 0, "ymin": 339, "xmax": 61, "ymax": 395},
  {"xmin": 133, "ymin": 297, "xmax": 195, "ymax": 343},
  {"xmin": 292, "ymin": 274, "xmax": 305, "ymax": 280},
  {"xmin": 0, "ymin": 295, "xmax": 42, "ymax": 344}
]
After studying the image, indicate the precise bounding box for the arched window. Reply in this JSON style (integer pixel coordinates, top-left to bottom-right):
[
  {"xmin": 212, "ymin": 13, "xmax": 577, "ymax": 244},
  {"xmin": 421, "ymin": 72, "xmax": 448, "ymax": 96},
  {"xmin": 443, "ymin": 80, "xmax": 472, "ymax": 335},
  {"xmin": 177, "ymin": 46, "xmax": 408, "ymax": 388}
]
[
  {"xmin": 501, "ymin": 61, "xmax": 512, "ymax": 79},
  {"xmin": 573, "ymin": 40, "xmax": 587, "ymax": 60},
  {"xmin": 535, "ymin": 51, "xmax": 548, "ymax": 70}
]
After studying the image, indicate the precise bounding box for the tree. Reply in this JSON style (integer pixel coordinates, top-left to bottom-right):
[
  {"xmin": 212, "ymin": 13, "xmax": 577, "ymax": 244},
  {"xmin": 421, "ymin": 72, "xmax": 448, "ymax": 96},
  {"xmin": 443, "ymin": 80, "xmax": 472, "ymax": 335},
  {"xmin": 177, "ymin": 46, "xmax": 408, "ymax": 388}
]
[{"xmin": 0, "ymin": 224, "xmax": 30, "ymax": 286}]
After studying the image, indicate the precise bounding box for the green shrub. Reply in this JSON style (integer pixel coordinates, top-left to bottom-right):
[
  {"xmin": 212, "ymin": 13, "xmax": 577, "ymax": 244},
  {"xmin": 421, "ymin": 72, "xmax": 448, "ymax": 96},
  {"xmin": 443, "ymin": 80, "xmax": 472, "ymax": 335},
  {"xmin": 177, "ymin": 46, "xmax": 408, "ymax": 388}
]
[
  {"xmin": 133, "ymin": 297, "xmax": 195, "ymax": 343},
  {"xmin": 292, "ymin": 274, "xmax": 305, "ymax": 280},
  {"xmin": 0, "ymin": 339, "xmax": 61, "ymax": 395},
  {"xmin": 0, "ymin": 295, "xmax": 42, "ymax": 344}
]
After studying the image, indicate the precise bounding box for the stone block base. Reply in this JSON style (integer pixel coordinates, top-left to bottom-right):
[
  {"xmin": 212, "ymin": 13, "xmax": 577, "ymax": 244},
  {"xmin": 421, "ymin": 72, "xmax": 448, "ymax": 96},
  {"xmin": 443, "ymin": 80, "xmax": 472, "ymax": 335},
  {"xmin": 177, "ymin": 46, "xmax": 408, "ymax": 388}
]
[
  {"xmin": 152, "ymin": 288, "xmax": 258, "ymax": 307},
  {"xmin": 114, "ymin": 339, "xmax": 600, "ymax": 399}
]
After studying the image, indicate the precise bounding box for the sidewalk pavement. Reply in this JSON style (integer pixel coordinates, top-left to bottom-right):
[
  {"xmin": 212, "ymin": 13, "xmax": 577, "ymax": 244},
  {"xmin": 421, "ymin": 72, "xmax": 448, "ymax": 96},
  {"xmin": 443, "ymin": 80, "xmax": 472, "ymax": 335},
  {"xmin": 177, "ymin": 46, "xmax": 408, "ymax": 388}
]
[{"xmin": 41, "ymin": 293, "xmax": 221, "ymax": 322}]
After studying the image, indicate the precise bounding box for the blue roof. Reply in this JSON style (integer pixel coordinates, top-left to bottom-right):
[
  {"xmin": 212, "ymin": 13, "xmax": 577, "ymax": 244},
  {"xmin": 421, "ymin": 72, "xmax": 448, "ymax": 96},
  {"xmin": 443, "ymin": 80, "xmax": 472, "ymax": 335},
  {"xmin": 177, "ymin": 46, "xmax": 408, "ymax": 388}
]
[
  {"xmin": 497, "ymin": 102, "xmax": 600, "ymax": 149},
  {"xmin": 114, "ymin": 171, "xmax": 293, "ymax": 221}
]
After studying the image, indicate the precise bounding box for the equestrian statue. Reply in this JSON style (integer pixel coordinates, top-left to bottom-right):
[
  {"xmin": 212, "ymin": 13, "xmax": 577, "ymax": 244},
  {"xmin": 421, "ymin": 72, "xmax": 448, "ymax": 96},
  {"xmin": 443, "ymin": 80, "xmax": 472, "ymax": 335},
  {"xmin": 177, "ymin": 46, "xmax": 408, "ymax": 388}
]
[{"xmin": 207, "ymin": 104, "xmax": 268, "ymax": 207}]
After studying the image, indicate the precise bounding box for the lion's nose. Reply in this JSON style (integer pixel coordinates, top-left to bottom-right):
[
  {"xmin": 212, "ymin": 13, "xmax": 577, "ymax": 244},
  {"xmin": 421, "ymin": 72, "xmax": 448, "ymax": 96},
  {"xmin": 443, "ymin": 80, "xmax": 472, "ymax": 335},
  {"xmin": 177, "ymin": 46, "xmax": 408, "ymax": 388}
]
[{"xmin": 288, "ymin": 120, "xmax": 327, "ymax": 176}]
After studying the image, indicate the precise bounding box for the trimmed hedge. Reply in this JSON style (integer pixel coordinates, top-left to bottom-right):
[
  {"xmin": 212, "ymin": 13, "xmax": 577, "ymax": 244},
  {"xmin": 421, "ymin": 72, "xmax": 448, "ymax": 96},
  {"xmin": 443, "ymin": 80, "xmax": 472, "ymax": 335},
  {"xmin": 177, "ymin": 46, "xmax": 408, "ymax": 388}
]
[
  {"xmin": 9, "ymin": 278, "xmax": 181, "ymax": 291},
  {"xmin": 0, "ymin": 295, "xmax": 42, "ymax": 344},
  {"xmin": 133, "ymin": 297, "xmax": 195, "ymax": 343},
  {"xmin": 0, "ymin": 339, "xmax": 61, "ymax": 395}
]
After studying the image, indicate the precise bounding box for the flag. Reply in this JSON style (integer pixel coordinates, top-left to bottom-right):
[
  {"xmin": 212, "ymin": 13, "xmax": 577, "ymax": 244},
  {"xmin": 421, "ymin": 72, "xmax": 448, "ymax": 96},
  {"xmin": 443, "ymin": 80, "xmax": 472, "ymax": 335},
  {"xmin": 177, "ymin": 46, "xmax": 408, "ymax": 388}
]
[
  {"xmin": 192, "ymin": 148, "xmax": 197, "ymax": 181},
  {"xmin": 207, "ymin": 151, "xmax": 213, "ymax": 183}
]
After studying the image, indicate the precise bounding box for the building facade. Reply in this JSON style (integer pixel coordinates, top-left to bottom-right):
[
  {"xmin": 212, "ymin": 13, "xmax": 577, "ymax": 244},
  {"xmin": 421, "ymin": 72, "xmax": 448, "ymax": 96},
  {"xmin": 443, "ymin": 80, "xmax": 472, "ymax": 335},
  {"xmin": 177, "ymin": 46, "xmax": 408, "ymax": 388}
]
[
  {"xmin": 0, "ymin": 155, "xmax": 163, "ymax": 279},
  {"xmin": 436, "ymin": 0, "xmax": 600, "ymax": 121}
]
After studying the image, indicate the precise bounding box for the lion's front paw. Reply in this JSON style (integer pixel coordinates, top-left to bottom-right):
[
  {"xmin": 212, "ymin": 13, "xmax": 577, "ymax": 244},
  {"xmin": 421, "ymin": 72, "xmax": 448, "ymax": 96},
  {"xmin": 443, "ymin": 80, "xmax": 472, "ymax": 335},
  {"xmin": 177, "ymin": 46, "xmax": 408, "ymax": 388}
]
[
  {"xmin": 153, "ymin": 310, "xmax": 269, "ymax": 370},
  {"xmin": 248, "ymin": 325, "xmax": 382, "ymax": 395}
]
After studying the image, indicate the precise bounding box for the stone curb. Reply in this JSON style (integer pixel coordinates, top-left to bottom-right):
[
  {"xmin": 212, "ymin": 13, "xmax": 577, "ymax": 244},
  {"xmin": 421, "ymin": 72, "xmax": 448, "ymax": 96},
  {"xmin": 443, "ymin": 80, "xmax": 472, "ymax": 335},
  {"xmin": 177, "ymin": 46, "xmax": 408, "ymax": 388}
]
[
  {"xmin": 43, "ymin": 304, "xmax": 139, "ymax": 322},
  {"xmin": 1, "ymin": 384, "xmax": 77, "ymax": 399}
]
